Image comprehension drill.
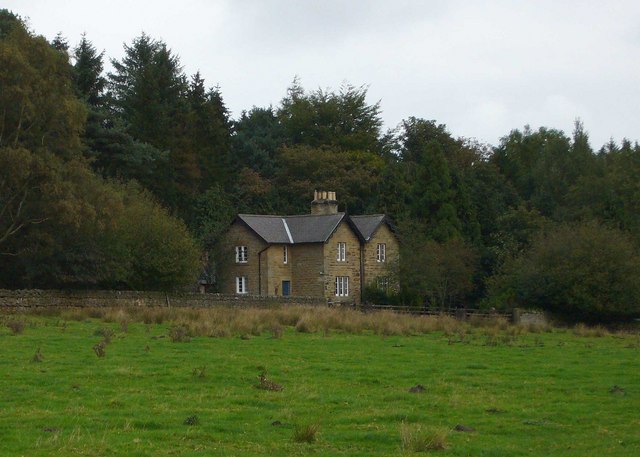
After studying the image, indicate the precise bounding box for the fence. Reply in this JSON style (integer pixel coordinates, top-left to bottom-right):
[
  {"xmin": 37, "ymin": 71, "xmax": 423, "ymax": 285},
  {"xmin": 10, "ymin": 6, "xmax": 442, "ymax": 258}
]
[{"xmin": 359, "ymin": 303, "xmax": 547, "ymax": 325}]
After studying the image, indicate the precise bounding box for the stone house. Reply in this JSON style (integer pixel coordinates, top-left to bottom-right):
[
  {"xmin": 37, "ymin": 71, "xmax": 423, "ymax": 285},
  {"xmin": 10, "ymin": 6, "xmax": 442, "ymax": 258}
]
[{"xmin": 219, "ymin": 191, "xmax": 399, "ymax": 304}]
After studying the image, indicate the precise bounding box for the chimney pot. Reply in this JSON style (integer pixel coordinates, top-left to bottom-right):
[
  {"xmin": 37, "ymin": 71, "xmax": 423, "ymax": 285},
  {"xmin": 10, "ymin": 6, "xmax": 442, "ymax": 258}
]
[{"xmin": 310, "ymin": 190, "xmax": 338, "ymax": 214}]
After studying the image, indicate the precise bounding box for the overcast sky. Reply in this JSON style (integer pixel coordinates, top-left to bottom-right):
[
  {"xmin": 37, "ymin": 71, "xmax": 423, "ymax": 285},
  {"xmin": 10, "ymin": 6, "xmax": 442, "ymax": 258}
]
[{"xmin": 6, "ymin": 0, "xmax": 640, "ymax": 149}]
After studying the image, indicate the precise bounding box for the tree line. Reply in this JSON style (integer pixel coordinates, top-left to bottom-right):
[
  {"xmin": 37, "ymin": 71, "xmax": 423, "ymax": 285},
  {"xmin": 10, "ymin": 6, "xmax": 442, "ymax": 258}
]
[{"xmin": 1, "ymin": 10, "xmax": 639, "ymax": 322}]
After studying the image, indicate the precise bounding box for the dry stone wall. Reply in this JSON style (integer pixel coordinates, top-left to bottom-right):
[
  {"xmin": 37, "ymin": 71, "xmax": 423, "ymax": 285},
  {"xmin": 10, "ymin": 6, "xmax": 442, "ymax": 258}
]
[{"xmin": 0, "ymin": 289, "xmax": 326, "ymax": 310}]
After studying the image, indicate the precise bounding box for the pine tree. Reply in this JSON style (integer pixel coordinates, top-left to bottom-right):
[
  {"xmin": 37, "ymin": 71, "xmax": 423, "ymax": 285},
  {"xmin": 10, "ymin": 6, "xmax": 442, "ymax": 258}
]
[{"xmin": 73, "ymin": 34, "xmax": 106, "ymax": 106}]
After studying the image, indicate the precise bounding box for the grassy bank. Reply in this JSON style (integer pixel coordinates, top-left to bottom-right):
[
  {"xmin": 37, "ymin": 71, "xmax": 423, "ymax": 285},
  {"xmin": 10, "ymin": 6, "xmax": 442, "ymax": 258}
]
[{"xmin": 1, "ymin": 307, "xmax": 638, "ymax": 456}]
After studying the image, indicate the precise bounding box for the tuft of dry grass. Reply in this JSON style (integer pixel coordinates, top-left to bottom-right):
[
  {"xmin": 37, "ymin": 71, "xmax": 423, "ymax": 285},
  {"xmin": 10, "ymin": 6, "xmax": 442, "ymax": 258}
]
[
  {"xmin": 256, "ymin": 370, "xmax": 283, "ymax": 391},
  {"xmin": 93, "ymin": 327, "xmax": 115, "ymax": 343},
  {"xmin": 574, "ymin": 323, "xmax": 609, "ymax": 338},
  {"xmin": 16, "ymin": 304, "xmax": 593, "ymax": 342},
  {"xmin": 31, "ymin": 347, "xmax": 43, "ymax": 363},
  {"xmin": 6, "ymin": 319, "xmax": 26, "ymax": 335},
  {"xmin": 293, "ymin": 423, "xmax": 319, "ymax": 443},
  {"xmin": 168, "ymin": 325, "xmax": 191, "ymax": 342},
  {"xmin": 93, "ymin": 340, "xmax": 107, "ymax": 357},
  {"xmin": 192, "ymin": 366, "xmax": 206, "ymax": 379},
  {"xmin": 400, "ymin": 423, "xmax": 448, "ymax": 452}
]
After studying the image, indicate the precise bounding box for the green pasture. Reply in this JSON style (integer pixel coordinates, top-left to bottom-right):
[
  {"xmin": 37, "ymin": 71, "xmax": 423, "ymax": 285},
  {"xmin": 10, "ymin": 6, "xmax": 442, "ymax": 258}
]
[{"xmin": 0, "ymin": 316, "xmax": 638, "ymax": 456}]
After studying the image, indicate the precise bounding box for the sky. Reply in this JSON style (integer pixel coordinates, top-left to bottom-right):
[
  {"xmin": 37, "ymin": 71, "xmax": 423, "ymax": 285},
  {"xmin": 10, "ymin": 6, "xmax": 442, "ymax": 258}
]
[{"xmin": 5, "ymin": 0, "xmax": 640, "ymax": 149}]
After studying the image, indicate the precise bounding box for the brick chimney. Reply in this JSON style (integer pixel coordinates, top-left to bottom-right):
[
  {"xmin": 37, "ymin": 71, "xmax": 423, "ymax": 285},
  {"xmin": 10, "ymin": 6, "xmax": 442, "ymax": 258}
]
[{"xmin": 311, "ymin": 190, "xmax": 338, "ymax": 215}]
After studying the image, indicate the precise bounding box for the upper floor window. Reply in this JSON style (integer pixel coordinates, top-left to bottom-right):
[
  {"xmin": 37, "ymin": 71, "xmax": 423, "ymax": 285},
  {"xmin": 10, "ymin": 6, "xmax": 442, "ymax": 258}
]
[
  {"xmin": 376, "ymin": 243, "xmax": 386, "ymax": 262},
  {"xmin": 283, "ymin": 245, "xmax": 288, "ymax": 264},
  {"xmin": 337, "ymin": 242, "xmax": 346, "ymax": 262},
  {"xmin": 335, "ymin": 276, "xmax": 349, "ymax": 297},
  {"xmin": 235, "ymin": 246, "xmax": 248, "ymax": 263},
  {"xmin": 236, "ymin": 276, "xmax": 248, "ymax": 294}
]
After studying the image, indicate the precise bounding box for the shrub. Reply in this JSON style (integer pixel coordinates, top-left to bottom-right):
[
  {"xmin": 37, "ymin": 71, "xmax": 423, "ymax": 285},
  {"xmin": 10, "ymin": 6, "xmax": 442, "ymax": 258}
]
[
  {"xmin": 488, "ymin": 222, "xmax": 640, "ymax": 323},
  {"xmin": 293, "ymin": 423, "xmax": 319, "ymax": 443}
]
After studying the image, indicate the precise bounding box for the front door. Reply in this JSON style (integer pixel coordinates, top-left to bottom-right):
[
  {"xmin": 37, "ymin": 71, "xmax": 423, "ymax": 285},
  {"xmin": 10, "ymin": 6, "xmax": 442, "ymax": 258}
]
[{"xmin": 282, "ymin": 280, "xmax": 291, "ymax": 296}]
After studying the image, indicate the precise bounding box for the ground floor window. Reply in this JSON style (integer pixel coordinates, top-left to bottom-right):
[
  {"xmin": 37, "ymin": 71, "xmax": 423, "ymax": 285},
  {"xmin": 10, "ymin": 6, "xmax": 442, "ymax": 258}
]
[
  {"xmin": 236, "ymin": 276, "xmax": 247, "ymax": 294},
  {"xmin": 377, "ymin": 276, "xmax": 389, "ymax": 291},
  {"xmin": 335, "ymin": 276, "xmax": 349, "ymax": 297}
]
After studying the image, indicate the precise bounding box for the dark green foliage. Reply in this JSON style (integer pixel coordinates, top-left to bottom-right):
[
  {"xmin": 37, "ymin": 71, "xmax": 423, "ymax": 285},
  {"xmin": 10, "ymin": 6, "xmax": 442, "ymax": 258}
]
[
  {"xmin": 73, "ymin": 34, "xmax": 106, "ymax": 106},
  {"xmin": 489, "ymin": 222, "xmax": 640, "ymax": 322},
  {"xmin": 233, "ymin": 107, "xmax": 285, "ymax": 178},
  {"xmin": 190, "ymin": 185, "xmax": 235, "ymax": 249},
  {"xmin": 401, "ymin": 237, "xmax": 478, "ymax": 308},
  {"xmin": 0, "ymin": 17, "xmax": 85, "ymax": 158},
  {"xmin": 3, "ymin": 16, "xmax": 640, "ymax": 322},
  {"xmin": 274, "ymin": 145, "xmax": 386, "ymax": 215},
  {"xmin": 278, "ymin": 78, "xmax": 382, "ymax": 152},
  {"xmin": 0, "ymin": 149, "xmax": 199, "ymax": 290},
  {"xmin": 0, "ymin": 9, "xmax": 22, "ymax": 39}
]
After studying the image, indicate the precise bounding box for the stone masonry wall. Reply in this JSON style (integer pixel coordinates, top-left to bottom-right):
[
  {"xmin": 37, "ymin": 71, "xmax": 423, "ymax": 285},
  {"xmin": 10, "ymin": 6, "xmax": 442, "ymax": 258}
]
[
  {"xmin": 362, "ymin": 224, "xmax": 399, "ymax": 291},
  {"xmin": 290, "ymin": 243, "xmax": 324, "ymax": 298},
  {"xmin": 0, "ymin": 289, "xmax": 326, "ymax": 310},
  {"xmin": 324, "ymin": 221, "xmax": 362, "ymax": 304},
  {"xmin": 220, "ymin": 222, "xmax": 267, "ymax": 295},
  {"xmin": 265, "ymin": 244, "xmax": 293, "ymax": 296}
]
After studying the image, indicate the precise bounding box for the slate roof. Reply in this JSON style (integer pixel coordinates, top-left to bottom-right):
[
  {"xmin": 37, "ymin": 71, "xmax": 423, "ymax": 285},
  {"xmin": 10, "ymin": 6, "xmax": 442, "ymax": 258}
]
[
  {"xmin": 284, "ymin": 213, "xmax": 345, "ymax": 243},
  {"xmin": 237, "ymin": 213, "xmax": 345, "ymax": 244},
  {"xmin": 349, "ymin": 215, "xmax": 386, "ymax": 241},
  {"xmin": 237, "ymin": 212, "xmax": 395, "ymax": 245},
  {"xmin": 236, "ymin": 215, "xmax": 292, "ymax": 244}
]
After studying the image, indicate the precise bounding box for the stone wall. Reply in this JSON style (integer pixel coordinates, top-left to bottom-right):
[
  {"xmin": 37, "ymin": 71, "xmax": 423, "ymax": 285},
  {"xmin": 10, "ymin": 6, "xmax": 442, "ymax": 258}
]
[
  {"xmin": 264, "ymin": 244, "xmax": 293, "ymax": 296},
  {"xmin": 324, "ymin": 221, "xmax": 362, "ymax": 304},
  {"xmin": 362, "ymin": 223, "xmax": 399, "ymax": 291},
  {"xmin": 512, "ymin": 308, "xmax": 550, "ymax": 326},
  {"xmin": 0, "ymin": 289, "xmax": 327, "ymax": 310},
  {"xmin": 290, "ymin": 243, "xmax": 324, "ymax": 298},
  {"xmin": 220, "ymin": 222, "xmax": 268, "ymax": 295}
]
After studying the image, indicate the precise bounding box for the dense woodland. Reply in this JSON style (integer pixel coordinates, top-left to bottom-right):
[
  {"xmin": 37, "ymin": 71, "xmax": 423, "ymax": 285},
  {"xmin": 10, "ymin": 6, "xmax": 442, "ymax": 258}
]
[{"xmin": 1, "ymin": 10, "xmax": 640, "ymax": 322}]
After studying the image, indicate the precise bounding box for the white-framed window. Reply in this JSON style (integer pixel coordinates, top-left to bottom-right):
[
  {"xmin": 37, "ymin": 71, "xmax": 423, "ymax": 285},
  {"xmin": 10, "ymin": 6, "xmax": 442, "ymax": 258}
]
[
  {"xmin": 235, "ymin": 246, "xmax": 248, "ymax": 263},
  {"xmin": 377, "ymin": 276, "xmax": 389, "ymax": 291},
  {"xmin": 335, "ymin": 276, "xmax": 349, "ymax": 297},
  {"xmin": 337, "ymin": 242, "xmax": 346, "ymax": 262},
  {"xmin": 283, "ymin": 245, "xmax": 288, "ymax": 264},
  {"xmin": 236, "ymin": 276, "xmax": 248, "ymax": 294},
  {"xmin": 376, "ymin": 243, "xmax": 386, "ymax": 262}
]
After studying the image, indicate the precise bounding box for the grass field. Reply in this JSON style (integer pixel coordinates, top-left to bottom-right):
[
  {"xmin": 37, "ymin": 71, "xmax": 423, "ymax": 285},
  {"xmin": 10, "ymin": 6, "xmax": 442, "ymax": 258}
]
[{"xmin": 1, "ymin": 307, "xmax": 638, "ymax": 456}]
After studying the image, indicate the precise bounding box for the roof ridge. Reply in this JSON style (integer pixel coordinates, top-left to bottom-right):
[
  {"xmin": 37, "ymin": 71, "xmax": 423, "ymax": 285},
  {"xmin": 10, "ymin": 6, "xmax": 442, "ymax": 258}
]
[
  {"xmin": 240, "ymin": 212, "xmax": 346, "ymax": 218},
  {"xmin": 284, "ymin": 212, "xmax": 345, "ymax": 219}
]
